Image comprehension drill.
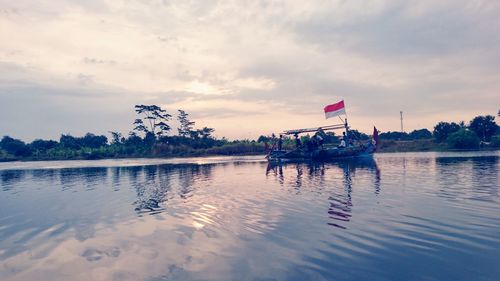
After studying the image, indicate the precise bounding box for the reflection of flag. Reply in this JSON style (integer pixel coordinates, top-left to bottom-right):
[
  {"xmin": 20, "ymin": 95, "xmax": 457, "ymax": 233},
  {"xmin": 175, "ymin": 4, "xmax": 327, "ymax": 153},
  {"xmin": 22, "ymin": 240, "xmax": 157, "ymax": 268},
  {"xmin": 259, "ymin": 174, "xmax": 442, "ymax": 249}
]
[{"xmin": 324, "ymin": 100, "xmax": 346, "ymax": 119}]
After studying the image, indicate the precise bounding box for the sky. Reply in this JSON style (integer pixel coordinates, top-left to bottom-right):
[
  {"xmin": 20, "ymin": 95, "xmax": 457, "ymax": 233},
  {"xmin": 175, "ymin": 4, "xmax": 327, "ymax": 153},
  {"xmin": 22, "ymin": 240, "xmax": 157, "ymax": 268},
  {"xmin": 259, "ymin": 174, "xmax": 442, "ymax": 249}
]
[{"xmin": 0, "ymin": 0, "xmax": 499, "ymax": 141}]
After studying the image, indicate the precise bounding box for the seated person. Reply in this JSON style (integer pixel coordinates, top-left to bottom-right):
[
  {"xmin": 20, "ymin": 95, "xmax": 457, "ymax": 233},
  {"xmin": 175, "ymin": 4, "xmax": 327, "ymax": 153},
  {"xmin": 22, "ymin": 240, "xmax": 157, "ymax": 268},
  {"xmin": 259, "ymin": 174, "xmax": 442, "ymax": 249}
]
[{"xmin": 338, "ymin": 139, "xmax": 346, "ymax": 148}]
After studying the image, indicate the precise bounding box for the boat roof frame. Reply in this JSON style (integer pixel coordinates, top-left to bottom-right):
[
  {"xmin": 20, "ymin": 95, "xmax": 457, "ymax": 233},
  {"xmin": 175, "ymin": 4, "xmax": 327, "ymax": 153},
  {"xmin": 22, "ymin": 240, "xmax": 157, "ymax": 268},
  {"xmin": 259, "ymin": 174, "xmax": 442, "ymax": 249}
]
[{"xmin": 281, "ymin": 123, "xmax": 347, "ymax": 136}]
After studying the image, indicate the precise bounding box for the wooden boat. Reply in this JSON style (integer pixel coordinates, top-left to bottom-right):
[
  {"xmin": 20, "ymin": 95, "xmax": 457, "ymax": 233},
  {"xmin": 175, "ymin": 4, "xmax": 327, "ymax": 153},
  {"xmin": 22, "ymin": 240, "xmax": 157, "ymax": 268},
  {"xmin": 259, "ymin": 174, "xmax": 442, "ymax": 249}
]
[{"xmin": 266, "ymin": 123, "xmax": 379, "ymax": 161}]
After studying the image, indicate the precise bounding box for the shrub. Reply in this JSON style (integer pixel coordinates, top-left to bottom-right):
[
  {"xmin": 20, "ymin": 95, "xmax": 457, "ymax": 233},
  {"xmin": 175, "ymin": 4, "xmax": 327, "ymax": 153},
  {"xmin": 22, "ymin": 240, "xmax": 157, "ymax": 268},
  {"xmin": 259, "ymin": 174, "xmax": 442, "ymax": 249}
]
[
  {"xmin": 446, "ymin": 129, "xmax": 480, "ymax": 149},
  {"xmin": 490, "ymin": 135, "xmax": 500, "ymax": 148}
]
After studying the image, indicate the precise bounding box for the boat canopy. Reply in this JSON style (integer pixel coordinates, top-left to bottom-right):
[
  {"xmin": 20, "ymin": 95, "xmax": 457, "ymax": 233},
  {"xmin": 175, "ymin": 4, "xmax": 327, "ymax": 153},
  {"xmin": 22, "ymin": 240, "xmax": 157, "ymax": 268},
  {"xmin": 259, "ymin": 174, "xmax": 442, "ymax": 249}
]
[{"xmin": 281, "ymin": 123, "xmax": 346, "ymax": 136}]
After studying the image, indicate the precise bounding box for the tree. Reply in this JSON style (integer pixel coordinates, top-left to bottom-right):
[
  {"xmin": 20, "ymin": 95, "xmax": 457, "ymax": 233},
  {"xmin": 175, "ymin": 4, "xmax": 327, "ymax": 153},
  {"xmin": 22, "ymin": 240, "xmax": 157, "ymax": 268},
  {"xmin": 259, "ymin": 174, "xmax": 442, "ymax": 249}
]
[
  {"xmin": 0, "ymin": 136, "xmax": 31, "ymax": 157},
  {"xmin": 379, "ymin": 131, "xmax": 409, "ymax": 140},
  {"xmin": 133, "ymin": 105, "xmax": 172, "ymax": 137},
  {"xmin": 198, "ymin": 127, "xmax": 215, "ymax": 139},
  {"xmin": 143, "ymin": 132, "xmax": 157, "ymax": 146},
  {"xmin": 177, "ymin": 109, "xmax": 195, "ymax": 137},
  {"xmin": 349, "ymin": 129, "xmax": 369, "ymax": 140},
  {"xmin": 109, "ymin": 131, "xmax": 123, "ymax": 145},
  {"xmin": 125, "ymin": 132, "xmax": 143, "ymax": 146},
  {"xmin": 409, "ymin": 129, "xmax": 432, "ymax": 139},
  {"xmin": 30, "ymin": 139, "xmax": 58, "ymax": 151},
  {"xmin": 257, "ymin": 135, "xmax": 271, "ymax": 143},
  {"xmin": 446, "ymin": 129, "xmax": 480, "ymax": 149},
  {"xmin": 468, "ymin": 115, "xmax": 498, "ymax": 142},
  {"xmin": 433, "ymin": 122, "xmax": 461, "ymax": 142},
  {"xmin": 194, "ymin": 127, "xmax": 216, "ymax": 148},
  {"xmin": 60, "ymin": 134, "xmax": 82, "ymax": 149},
  {"xmin": 81, "ymin": 133, "xmax": 108, "ymax": 148}
]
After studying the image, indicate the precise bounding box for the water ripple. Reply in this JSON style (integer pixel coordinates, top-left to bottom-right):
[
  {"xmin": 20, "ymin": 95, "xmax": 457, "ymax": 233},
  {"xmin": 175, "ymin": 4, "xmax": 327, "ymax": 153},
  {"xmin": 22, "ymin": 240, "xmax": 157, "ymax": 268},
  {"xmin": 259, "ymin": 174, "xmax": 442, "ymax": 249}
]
[{"xmin": 0, "ymin": 152, "xmax": 499, "ymax": 281}]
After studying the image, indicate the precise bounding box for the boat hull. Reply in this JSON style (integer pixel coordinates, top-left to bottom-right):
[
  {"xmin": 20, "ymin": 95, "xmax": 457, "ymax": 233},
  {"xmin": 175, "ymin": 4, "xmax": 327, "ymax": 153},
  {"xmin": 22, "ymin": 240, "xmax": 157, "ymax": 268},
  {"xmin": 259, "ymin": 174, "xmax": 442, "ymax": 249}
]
[{"xmin": 267, "ymin": 142, "xmax": 376, "ymax": 161}]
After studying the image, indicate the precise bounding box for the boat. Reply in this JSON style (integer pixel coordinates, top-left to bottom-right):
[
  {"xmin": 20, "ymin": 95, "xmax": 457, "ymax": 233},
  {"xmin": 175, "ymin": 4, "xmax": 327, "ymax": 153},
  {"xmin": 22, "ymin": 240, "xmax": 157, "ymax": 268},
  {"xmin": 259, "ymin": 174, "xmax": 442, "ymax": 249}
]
[
  {"xmin": 266, "ymin": 100, "xmax": 379, "ymax": 161},
  {"xmin": 266, "ymin": 125, "xmax": 378, "ymax": 161}
]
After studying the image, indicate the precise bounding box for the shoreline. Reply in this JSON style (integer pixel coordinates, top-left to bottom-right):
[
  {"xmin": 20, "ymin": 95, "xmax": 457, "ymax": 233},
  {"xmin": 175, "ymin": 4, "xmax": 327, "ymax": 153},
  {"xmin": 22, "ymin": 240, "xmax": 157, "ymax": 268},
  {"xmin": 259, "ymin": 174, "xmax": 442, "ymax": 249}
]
[{"xmin": 1, "ymin": 148, "xmax": 498, "ymax": 163}]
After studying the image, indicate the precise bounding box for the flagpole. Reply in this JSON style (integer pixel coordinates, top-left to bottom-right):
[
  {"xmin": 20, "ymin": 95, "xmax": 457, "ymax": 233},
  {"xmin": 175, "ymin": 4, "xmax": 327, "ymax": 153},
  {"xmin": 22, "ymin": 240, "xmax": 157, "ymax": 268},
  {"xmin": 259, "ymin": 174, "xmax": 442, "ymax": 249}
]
[
  {"xmin": 343, "ymin": 100, "xmax": 348, "ymax": 139},
  {"xmin": 324, "ymin": 100, "xmax": 347, "ymax": 133}
]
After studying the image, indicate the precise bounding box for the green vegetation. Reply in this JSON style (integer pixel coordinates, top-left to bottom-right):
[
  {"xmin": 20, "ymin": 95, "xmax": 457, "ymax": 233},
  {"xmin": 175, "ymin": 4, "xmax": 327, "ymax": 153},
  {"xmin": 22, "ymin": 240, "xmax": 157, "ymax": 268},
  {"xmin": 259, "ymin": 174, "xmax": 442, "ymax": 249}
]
[
  {"xmin": 377, "ymin": 139, "xmax": 441, "ymax": 153},
  {"xmin": 0, "ymin": 105, "xmax": 265, "ymax": 161},
  {"xmin": 469, "ymin": 115, "xmax": 497, "ymax": 141},
  {"xmin": 0, "ymin": 107, "xmax": 498, "ymax": 161},
  {"xmin": 376, "ymin": 114, "xmax": 498, "ymax": 152},
  {"xmin": 446, "ymin": 129, "xmax": 480, "ymax": 149}
]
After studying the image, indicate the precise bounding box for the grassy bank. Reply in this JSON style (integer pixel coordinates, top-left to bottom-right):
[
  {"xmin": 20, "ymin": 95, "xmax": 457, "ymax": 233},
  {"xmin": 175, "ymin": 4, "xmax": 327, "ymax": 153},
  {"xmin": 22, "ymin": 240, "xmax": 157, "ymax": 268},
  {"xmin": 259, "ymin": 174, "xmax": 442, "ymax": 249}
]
[
  {"xmin": 377, "ymin": 139, "xmax": 499, "ymax": 153},
  {"xmin": 2, "ymin": 139, "xmax": 499, "ymax": 163},
  {"xmin": 377, "ymin": 139, "xmax": 444, "ymax": 153},
  {"xmin": 0, "ymin": 141, "xmax": 266, "ymax": 162}
]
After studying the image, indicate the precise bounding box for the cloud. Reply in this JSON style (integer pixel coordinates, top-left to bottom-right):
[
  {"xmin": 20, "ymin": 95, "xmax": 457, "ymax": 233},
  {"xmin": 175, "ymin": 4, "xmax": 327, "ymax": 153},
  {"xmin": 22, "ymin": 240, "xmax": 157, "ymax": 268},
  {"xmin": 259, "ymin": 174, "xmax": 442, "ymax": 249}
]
[
  {"xmin": 83, "ymin": 57, "xmax": 116, "ymax": 65},
  {"xmin": 0, "ymin": 0, "xmax": 498, "ymax": 140}
]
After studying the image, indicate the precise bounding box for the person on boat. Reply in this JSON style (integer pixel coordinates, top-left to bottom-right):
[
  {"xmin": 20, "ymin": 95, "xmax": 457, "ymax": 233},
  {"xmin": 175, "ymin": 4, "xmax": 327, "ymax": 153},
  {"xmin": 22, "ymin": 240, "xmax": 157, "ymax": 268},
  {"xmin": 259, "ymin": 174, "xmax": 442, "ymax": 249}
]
[
  {"xmin": 306, "ymin": 139, "xmax": 314, "ymax": 152},
  {"xmin": 278, "ymin": 135, "xmax": 283, "ymax": 151},
  {"xmin": 338, "ymin": 132, "xmax": 346, "ymax": 147},
  {"xmin": 294, "ymin": 134, "xmax": 301, "ymax": 148},
  {"xmin": 338, "ymin": 139, "xmax": 346, "ymax": 148},
  {"xmin": 337, "ymin": 131, "xmax": 348, "ymax": 148},
  {"xmin": 314, "ymin": 130, "xmax": 324, "ymax": 147}
]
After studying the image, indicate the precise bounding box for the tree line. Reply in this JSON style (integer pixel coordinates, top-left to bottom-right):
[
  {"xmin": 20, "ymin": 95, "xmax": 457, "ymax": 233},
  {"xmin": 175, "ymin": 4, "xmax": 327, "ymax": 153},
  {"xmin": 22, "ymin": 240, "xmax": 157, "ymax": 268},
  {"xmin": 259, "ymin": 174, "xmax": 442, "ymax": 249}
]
[
  {"xmin": 377, "ymin": 115, "xmax": 498, "ymax": 149},
  {"xmin": 0, "ymin": 105, "xmax": 263, "ymax": 161},
  {"xmin": 0, "ymin": 109, "xmax": 498, "ymax": 161}
]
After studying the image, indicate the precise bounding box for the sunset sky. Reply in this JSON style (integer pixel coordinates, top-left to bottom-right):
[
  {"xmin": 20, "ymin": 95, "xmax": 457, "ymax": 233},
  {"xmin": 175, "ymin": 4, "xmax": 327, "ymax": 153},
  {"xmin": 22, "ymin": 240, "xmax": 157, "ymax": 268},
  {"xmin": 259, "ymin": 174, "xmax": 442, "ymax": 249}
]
[{"xmin": 1, "ymin": 0, "xmax": 499, "ymax": 141}]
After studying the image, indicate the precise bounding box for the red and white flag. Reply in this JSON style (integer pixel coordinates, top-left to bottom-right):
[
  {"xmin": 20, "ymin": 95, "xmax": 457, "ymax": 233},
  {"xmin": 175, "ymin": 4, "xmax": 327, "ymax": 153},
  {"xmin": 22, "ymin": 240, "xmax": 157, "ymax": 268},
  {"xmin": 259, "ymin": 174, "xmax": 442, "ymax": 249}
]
[{"xmin": 324, "ymin": 100, "xmax": 346, "ymax": 119}]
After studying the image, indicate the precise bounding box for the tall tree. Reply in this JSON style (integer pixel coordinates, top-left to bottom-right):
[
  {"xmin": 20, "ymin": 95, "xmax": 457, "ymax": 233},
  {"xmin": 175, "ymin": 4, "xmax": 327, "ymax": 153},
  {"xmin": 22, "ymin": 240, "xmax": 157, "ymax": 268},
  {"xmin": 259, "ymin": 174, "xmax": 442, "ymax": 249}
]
[
  {"xmin": 433, "ymin": 122, "xmax": 461, "ymax": 142},
  {"xmin": 109, "ymin": 131, "xmax": 123, "ymax": 144},
  {"xmin": 177, "ymin": 109, "xmax": 195, "ymax": 137},
  {"xmin": 198, "ymin": 127, "xmax": 215, "ymax": 139},
  {"xmin": 468, "ymin": 115, "xmax": 497, "ymax": 141},
  {"xmin": 133, "ymin": 105, "xmax": 172, "ymax": 137}
]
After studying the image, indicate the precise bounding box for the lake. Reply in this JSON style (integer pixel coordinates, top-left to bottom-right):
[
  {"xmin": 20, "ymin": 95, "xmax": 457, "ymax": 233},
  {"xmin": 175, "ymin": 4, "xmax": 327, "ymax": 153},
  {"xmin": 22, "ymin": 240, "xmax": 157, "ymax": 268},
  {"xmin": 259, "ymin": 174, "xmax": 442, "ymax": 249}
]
[{"xmin": 0, "ymin": 152, "xmax": 499, "ymax": 281}]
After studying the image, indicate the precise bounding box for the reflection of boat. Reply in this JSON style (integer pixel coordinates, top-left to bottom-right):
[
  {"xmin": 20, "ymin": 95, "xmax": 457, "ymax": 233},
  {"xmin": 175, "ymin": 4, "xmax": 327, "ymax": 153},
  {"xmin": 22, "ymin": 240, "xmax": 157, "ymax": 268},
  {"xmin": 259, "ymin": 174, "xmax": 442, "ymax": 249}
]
[
  {"xmin": 267, "ymin": 124, "xmax": 379, "ymax": 161},
  {"xmin": 266, "ymin": 156, "xmax": 380, "ymax": 175},
  {"xmin": 266, "ymin": 157, "xmax": 381, "ymax": 229}
]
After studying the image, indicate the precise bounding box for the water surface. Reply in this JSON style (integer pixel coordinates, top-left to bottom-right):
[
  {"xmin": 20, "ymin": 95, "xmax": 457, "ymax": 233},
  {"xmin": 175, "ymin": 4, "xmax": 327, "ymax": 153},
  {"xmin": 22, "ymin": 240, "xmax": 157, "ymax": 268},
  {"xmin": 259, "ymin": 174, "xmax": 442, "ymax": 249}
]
[{"xmin": 0, "ymin": 152, "xmax": 499, "ymax": 281}]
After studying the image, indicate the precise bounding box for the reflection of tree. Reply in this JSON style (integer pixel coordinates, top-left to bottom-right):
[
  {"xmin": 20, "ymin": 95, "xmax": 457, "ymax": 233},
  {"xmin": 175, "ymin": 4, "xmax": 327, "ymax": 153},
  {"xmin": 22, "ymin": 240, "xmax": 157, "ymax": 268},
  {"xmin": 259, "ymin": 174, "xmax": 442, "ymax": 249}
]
[
  {"xmin": 435, "ymin": 156, "xmax": 498, "ymax": 201},
  {"xmin": 178, "ymin": 164, "xmax": 214, "ymax": 199},
  {"xmin": 132, "ymin": 165, "xmax": 170, "ymax": 214},
  {"xmin": 470, "ymin": 157, "xmax": 498, "ymax": 200},
  {"xmin": 266, "ymin": 158, "xmax": 381, "ymax": 229},
  {"xmin": 111, "ymin": 167, "xmax": 121, "ymax": 191},
  {"xmin": 32, "ymin": 169, "xmax": 57, "ymax": 183},
  {"xmin": 59, "ymin": 168, "xmax": 108, "ymax": 191},
  {"xmin": 131, "ymin": 164, "xmax": 214, "ymax": 214},
  {"xmin": 178, "ymin": 165, "xmax": 199, "ymax": 199},
  {"xmin": 1, "ymin": 170, "xmax": 27, "ymax": 190}
]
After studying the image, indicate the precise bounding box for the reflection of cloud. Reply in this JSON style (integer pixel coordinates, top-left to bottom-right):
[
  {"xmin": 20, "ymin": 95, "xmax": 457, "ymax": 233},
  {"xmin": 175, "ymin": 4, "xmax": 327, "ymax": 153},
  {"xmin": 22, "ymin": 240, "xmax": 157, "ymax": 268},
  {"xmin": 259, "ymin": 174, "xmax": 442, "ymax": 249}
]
[{"xmin": 0, "ymin": 162, "xmax": 288, "ymax": 281}]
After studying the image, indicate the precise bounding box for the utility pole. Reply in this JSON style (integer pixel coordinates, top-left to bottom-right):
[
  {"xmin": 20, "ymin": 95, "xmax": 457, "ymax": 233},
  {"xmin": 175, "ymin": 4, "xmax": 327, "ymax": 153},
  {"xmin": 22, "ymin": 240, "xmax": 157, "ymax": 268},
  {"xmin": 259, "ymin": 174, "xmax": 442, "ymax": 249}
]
[{"xmin": 400, "ymin": 111, "xmax": 404, "ymax": 133}]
